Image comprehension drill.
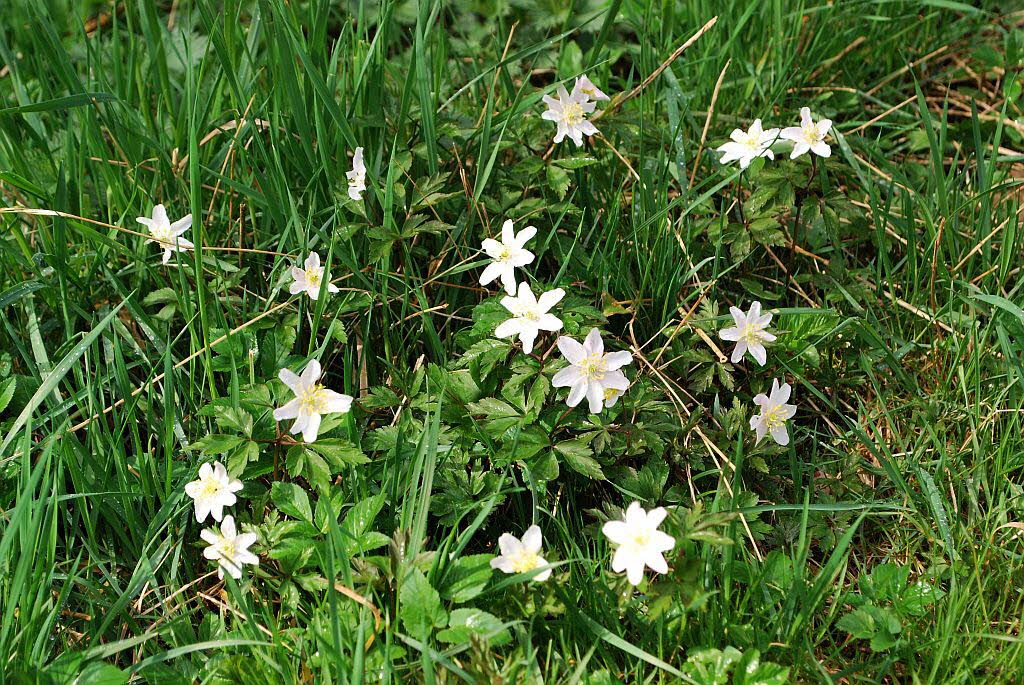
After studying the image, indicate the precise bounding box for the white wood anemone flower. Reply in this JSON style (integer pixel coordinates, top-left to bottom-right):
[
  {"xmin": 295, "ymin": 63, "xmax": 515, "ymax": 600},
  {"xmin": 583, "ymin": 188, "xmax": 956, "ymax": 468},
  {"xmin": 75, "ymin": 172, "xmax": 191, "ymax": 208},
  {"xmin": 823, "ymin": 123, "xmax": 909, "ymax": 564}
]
[
  {"xmin": 750, "ymin": 378, "xmax": 797, "ymax": 446},
  {"xmin": 479, "ymin": 220, "xmax": 537, "ymax": 296},
  {"xmin": 541, "ymin": 84, "xmax": 598, "ymax": 147},
  {"xmin": 273, "ymin": 359, "xmax": 353, "ymax": 444},
  {"xmin": 184, "ymin": 461, "xmax": 243, "ymax": 523},
  {"xmin": 490, "ymin": 524, "xmax": 552, "ymax": 581},
  {"xmin": 136, "ymin": 204, "xmax": 194, "ymax": 264},
  {"xmin": 718, "ymin": 300, "xmax": 776, "ymax": 365},
  {"xmin": 573, "ymin": 74, "xmax": 610, "ymax": 102},
  {"xmin": 716, "ymin": 119, "xmax": 780, "ymax": 169},
  {"xmin": 780, "ymin": 107, "xmax": 832, "ymax": 159},
  {"xmin": 201, "ymin": 515, "xmax": 259, "ymax": 580},
  {"xmin": 602, "ymin": 502, "xmax": 676, "ymax": 586},
  {"xmin": 552, "ymin": 328, "xmax": 632, "ymax": 414},
  {"xmin": 347, "ymin": 147, "xmax": 366, "ymax": 200},
  {"xmin": 495, "ymin": 283, "xmax": 565, "ymax": 355},
  {"xmin": 289, "ymin": 251, "xmax": 340, "ymax": 301}
]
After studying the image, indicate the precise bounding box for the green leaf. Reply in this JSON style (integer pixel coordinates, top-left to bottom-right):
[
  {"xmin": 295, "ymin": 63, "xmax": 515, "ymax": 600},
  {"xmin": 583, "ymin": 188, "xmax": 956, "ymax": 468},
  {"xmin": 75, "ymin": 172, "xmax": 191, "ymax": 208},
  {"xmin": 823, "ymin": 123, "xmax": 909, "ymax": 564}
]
[
  {"xmin": 72, "ymin": 662, "xmax": 129, "ymax": 685},
  {"xmin": 189, "ymin": 434, "xmax": 247, "ymax": 456},
  {"xmin": 546, "ymin": 164, "xmax": 571, "ymax": 200},
  {"xmin": 285, "ymin": 446, "xmax": 332, "ymax": 493},
  {"xmin": 554, "ymin": 155, "xmax": 599, "ymax": 169},
  {"xmin": 682, "ymin": 646, "xmax": 742, "ymax": 685},
  {"xmin": 308, "ymin": 438, "xmax": 370, "ymax": 467},
  {"xmin": 400, "ymin": 568, "xmax": 447, "ymax": 639},
  {"xmin": 555, "ymin": 440, "xmax": 605, "ymax": 480},
  {"xmin": 0, "ymin": 92, "xmax": 117, "ymax": 116},
  {"xmin": 440, "ymin": 554, "xmax": 493, "ymax": 603},
  {"xmin": 467, "ymin": 396, "xmax": 523, "ymax": 435},
  {"xmin": 340, "ymin": 494, "xmax": 385, "ymax": 542},
  {"xmin": 0, "ymin": 376, "xmax": 16, "ymax": 414},
  {"xmin": 436, "ymin": 608, "xmax": 510, "ymax": 646},
  {"xmin": 141, "ymin": 288, "xmax": 177, "ymax": 306},
  {"xmin": 271, "ymin": 482, "xmax": 313, "ymax": 523},
  {"xmin": 1, "ymin": 299, "xmax": 126, "ymax": 457},
  {"xmin": 732, "ymin": 650, "xmax": 789, "ymax": 685},
  {"xmin": 837, "ymin": 605, "xmax": 901, "ymax": 651},
  {"xmin": 899, "ymin": 580, "xmax": 946, "ymax": 616}
]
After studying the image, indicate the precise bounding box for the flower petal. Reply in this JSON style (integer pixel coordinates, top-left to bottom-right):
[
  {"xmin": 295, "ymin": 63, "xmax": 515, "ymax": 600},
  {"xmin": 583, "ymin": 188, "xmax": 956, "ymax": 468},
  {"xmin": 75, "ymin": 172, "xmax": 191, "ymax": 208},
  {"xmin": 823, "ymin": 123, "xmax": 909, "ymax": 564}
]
[
  {"xmin": 603, "ymin": 350, "xmax": 632, "ymax": 370},
  {"xmin": 301, "ymin": 359, "xmax": 322, "ymax": 386},
  {"xmin": 556, "ymin": 336, "xmax": 586, "ymax": 365},
  {"xmin": 603, "ymin": 520, "xmax": 628, "ymax": 545},
  {"xmin": 278, "ymin": 368, "xmax": 303, "ymax": 392},
  {"xmin": 566, "ymin": 380, "xmax": 587, "ymax": 407},
  {"xmin": 494, "ymin": 318, "xmax": 523, "ymax": 339},
  {"xmin": 583, "ymin": 328, "xmax": 603, "ymax": 357},
  {"xmin": 301, "ymin": 412, "xmax": 322, "ymax": 443},
  {"xmin": 522, "ymin": 525, "xmax": 543, "ymax": 553},
  {"xmin": 479, "ymin": 261, "xmax": 504, "ymax": 287},
  {"xmin": 552, "ymin": 365, "xmax": 583, "ymax": 388},
  {"xmin": 586, "ymin": 380, "xmax": 603, "ymax": 414},
  {"xmin": 322, "ymin": 391, "xmax": 353, "ymax": 414},
  {"xmin": 536, "ymin": 288, "xmax": 565, "ymax": 312}
]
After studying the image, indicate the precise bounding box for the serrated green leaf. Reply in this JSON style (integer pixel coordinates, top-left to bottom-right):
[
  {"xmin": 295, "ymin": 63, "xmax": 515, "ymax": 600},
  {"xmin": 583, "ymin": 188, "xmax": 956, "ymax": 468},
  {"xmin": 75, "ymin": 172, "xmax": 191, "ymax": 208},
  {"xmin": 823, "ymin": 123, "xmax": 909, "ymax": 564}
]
[
  {"xmin": 441, "ymin": 554, "xmax": 492, "ymax": 603},
  {"xmin": 400, "ymin": 568, "xmax": 447, "ymax": 639},
  {"xmin": 271, "ymin": 482, "xmax": 313, "ymax": 523},
  {"xmin": 555, "ymin": 440, "xmax": 605, "ymax": 480}
]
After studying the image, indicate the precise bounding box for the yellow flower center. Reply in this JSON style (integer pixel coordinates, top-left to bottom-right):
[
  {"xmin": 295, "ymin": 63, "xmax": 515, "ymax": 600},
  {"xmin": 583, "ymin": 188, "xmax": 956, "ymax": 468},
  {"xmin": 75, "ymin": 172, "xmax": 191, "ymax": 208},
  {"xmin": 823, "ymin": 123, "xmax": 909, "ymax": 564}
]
[
  {"xmin": 739, "ymin": 323, "xmax": 765, "ymax": 346},
  {"xmin": 562, "ymin": 102, "xmax": 584, "ymax": 126},
  {"xmin": 150, "ymin": 224, "xmax": 175, "ymax": 246},
  {"xmin": 522, "ymin": 310, "xmax": 540, "ymax": 322},
  {"xmin": 306, "ymin": 269, "xmax": 322, "ymax": 287},
  {"xmin": 802, "ymin": 124, "xmax": 822, "ymax": 144},
  {"xmin": 509, "ymin": 549, "xmax": 543, "ymax": 573},
  {"xmin": 497, "ymin": 246, "xmax": 513, "ymax": 262},
  {"xmin": 219, "ymin": 538, "xmax": 237, "ymax": 559},
  {"xmin": 200, "ymin": 479, "xmax": 222, "ymax": 499},
  {"xmin": 763, "ymin": 406, "xmax": 786, "ymax": 431},
  {"xmin": 603, "ymin": 387, "xmax": 621, "ymax": 402},
  {"xmin": 298, "ymin": 384, "xmax": 326, "ymax": 413},
  {"xmin": 580, "ymin": 354, "xmax": 608, "ymax": 381},
  {"xmin": 628, "ymin": 531, "xmax": 651, "ymax": 549}
]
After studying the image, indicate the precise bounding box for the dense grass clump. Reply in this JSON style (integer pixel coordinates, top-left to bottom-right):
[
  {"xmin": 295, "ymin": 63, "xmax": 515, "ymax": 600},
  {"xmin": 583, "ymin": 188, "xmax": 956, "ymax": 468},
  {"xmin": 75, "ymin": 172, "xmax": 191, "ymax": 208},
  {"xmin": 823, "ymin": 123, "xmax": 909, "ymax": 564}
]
[{"xmin": 2, "ymin": 1, "xmax": 1023, "ymax": 682}]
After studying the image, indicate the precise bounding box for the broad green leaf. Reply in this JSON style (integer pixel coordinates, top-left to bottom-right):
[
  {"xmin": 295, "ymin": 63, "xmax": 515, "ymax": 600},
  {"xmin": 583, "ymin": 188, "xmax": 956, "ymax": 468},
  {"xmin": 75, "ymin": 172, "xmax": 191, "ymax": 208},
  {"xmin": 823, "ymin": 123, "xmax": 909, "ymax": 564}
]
[
  {"xmin": 271, "ymin": 482, "xmax": 313, "ymax": 523},
  {"xmin": 399, "ymin": 568, "xmax": 447, "ymax": 639}
]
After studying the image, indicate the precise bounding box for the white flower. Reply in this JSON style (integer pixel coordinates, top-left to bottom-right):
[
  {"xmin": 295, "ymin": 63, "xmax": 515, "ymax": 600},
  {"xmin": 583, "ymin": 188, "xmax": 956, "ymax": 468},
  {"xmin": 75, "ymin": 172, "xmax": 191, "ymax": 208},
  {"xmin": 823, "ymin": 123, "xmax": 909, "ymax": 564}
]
[
  {"xmin": 184, "ymin": 461, "xmax": 243, "ymax": 523},
  {"xmin": 780, "ymin": 107, "xmax": 832, "ymax": 159},
  {"xmin": 494, "ymin": 283, "xmax": 565, "ymax": 354},
  {"xmin": 716, "ymin": 119, "xmax": 779, "ymax": 169},
  {"xmin": 541, "ymin": 84, "xmax": 598, "ymax": 146},
  {"xmin": 718, "ymin": 301, "xmax": 776, "ymax": 365},
  {"xmin": 479, "ymin": 220, "xmax": 536, "ymax": 295},
  {"xmin": 603, "ymin": 385, "xmax": 627, "ymax": 408},
  {"xmin": 750, "ymin": 378, "xmax": 797, "ymax": 446},
  {"xmin": 553, "ymin": 328, "xmax": 632, "ymax": 414},
  {"xmin": 289, "ymin": 251, "xmax": 340, "ymax": 301},
  {"xmin": 602, "ymin": 502, "xmax": 675, "ymax": 586},
  {"xmin": 490, "ymin": 525, "xmax": 551, "ymax": 581},
  {"xmin": 201, "ymin": 515, "xmax": 259, "ymax": 580},
  {"xmin": 136, "ymin": 204, "xmax": 194, "ymax": 264},
  {"xmin": 573, "ymin": 74, "xmax": 610, "ymax": 102},
  {"xmin": 273, "ymin": 359, "xmax": 353, "ymax": 443},
  {"xmin": 347, "ymin": 147, "xmax": 366, "ymax": 200}
]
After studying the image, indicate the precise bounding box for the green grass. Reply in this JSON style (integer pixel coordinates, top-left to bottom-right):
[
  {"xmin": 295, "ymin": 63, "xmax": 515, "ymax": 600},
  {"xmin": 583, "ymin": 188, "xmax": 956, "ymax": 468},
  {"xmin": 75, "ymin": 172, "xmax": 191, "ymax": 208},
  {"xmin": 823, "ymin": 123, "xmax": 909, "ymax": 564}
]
[{"xmin": 2, "ymin": 0, "xmax": 1024, "ymax": 682}]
